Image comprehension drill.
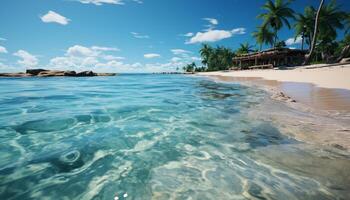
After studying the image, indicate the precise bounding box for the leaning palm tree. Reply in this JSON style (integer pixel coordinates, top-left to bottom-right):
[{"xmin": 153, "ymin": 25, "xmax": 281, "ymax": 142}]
[
  {"xmin": 304, "ymin": 0, "xmax": 324, "ymax": 64},
  {"xmin": 304, "ymin": 0, "xmax": 346, "ymax": 64},
  {"xmin": 252, "ymin": 25, "xmax": 275, "ymax": 50},
  {"xmin": 258, "ymin": 0, "xmax": 295, "ymax": 47}
]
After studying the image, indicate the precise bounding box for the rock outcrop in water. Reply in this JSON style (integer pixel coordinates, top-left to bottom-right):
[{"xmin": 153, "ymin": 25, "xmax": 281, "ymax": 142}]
[{"xmin": 0, "ymin": 69, "xmax": 116, "ymax": 77}]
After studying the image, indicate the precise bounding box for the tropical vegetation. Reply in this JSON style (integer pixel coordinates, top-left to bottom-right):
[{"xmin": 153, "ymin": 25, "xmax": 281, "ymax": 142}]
[
  {"xmin": 183, "ymin": 0, "xmax": 350, "ymax": 72},
  {"xmin": 199, "ymin": 45, "xmax": 235, "ymax": 71},
  {"xmin": 258, "ymin": 0, "xmax": 295, "ymax": 47}
]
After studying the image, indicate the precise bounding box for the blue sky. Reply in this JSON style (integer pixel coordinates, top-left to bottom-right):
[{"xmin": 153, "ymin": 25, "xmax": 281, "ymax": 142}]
[{"xmin": 0, "ymin": 0, "xmax": 349, "ymax": 73}]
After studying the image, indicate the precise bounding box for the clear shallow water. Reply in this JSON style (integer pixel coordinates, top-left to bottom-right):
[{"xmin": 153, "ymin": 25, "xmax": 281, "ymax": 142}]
[{"xmin": 0, "ymin": 74, "xmax": 349, "ymax": 200}]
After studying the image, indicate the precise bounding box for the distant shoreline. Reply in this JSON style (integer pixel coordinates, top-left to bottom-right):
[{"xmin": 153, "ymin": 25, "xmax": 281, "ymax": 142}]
[{"xmin": 0, "ymin": 69, "xmax": 116, "ymax": 77}]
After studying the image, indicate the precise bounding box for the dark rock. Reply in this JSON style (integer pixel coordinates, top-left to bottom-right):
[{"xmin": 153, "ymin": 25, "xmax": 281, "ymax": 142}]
[
  {"xmin": 0, "ymin": 69, "xmax": 116, "ymax": 78},
  {"xmin": 96, "ymin": 73, "xmax": 116, "ymax": 76},
  {"xmin": 26, "ymin": 69, "xmax": 47, "ymax": 75},
  {"xmin": 0, "ymin": 72, "xmax": 31, "ymax": 77},
  {"xmin": 63, "ymin": 71, "xmax": 76, "ymax": 76},
  {"xmin": 76, "ymin": 71, "xmax": 96, "ymax": 76}
]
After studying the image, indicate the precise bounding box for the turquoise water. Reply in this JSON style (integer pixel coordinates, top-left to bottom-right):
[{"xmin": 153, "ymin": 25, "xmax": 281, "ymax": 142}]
[{"xmin": 0, "ymin": 74, "xmax": 349, "ymax": 200}]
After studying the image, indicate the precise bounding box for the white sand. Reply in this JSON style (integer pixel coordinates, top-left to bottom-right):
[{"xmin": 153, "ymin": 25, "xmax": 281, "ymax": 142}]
[{"xmin": 199, "ymin": 64, "xmax": 350, "ymax": 90}]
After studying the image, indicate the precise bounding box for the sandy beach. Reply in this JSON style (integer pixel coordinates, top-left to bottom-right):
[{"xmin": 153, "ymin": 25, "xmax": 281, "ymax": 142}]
[
  {"xmin": 198, "ymin": 64, "xmax": 350, "ymax": 151},
  {"xmin": 199, "ymin": 64, "xmax": 350, "ymax": 111},
  {"xmin": 199, "ymin": 64, "xmax": 350, "ymax": 90}
]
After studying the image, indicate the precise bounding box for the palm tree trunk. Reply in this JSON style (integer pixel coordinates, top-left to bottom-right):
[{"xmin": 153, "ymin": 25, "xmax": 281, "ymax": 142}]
[
  {"xmin": 274, "ymin": 28, "xmax": 278, "ymax": 48},
  {"xmin": 304, "ymin": 0, "xmax": 324, "ymax": 65},
  {"xmin": 301, "ymin": 33, "xmax": 305, "ymax": 50}
]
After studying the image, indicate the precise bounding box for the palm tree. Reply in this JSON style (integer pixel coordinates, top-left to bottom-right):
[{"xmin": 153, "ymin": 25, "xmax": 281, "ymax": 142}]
[
  {"xmin": 304, "ymin": 0, "xmax": 324, "ymax": 64},
  {"xmin": 345, "ymin": 13, "xmax": 350, "ymax": 34},
  {"xmin": 217, "ymin": 47, "xmax": 235, "ymax": 70},
  {"xmin": 183, "ymin": 62, "xmax": 196, "ymax": 72},
  {"xmin": 258, "ymin": 0, "xmax": 295, "ymax": 47},
  {"xmin": 317, "ymin": 0, "xmax": 346, "ymax": 42},
  {"xmin": 337, "ymin": 34, "xmax": 350, "ymax": 61},
  {"xmin": 304, "ymin": 0, "xmax": 346, "ymax": 64},
  {"xmin": 294, "ymin": 6, "xmax": 316, "ymax": 50},
  {"xmin": 222, "ymin": 47, "xmax": 235, "ymax": 69},
  {"xmin": 236, "ymin": 42, "xmax": 254, "ymax": 55},
  {"xmin": 199, "ymin": 44, "xmax": 213, "ymax": 67},
  {"xmin": 275, "ymin": 40, "xmax": 287, "ymax": 48},
  {"xmin": 252, "ymin": 25, "xmax": 275, "ymax": 50}
]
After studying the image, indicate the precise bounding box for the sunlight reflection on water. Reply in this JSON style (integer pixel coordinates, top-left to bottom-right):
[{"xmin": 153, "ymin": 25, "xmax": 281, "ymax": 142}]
[{"xmin": 0, "ymin": 74, "xmax": 349, "ymax": 199}]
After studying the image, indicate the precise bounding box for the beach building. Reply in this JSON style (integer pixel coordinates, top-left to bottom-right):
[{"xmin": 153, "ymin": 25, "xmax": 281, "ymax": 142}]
[{"xmin": 232, "ymin": 48, "xmax": 307, "ymax": 69}]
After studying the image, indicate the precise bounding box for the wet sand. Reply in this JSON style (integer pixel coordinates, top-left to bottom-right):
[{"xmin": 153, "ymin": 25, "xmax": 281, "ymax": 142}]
[
  {"xmin": 197, "ymin": 74, "xmax": 350, "ymax": 152},
  {"xmin": 207, "ymin": 75, "xmax": 350, "ymax": 113}
]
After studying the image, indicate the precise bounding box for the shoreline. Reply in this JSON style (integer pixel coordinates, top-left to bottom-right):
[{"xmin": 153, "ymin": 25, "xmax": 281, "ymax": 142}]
[
  {"xmin": 196, "ymin": 67, "xmax": 350, "ymax": 152},
  {"xmin": 199, "ymin": 64, "xmax": 350, "ymax": 90}
]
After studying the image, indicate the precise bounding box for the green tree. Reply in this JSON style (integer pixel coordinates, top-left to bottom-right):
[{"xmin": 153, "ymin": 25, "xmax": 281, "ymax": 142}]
[
  {"xmin": 199, "ymin": 44, "xmax": 213, "ymax": 67},
  {"xmin": 318, "ymin": 0, "xmax": 346, "ymax": 42},
  {"xmin": 199, "ymin": 45, "xmax": 235, "ymax": 71},
  {"xmin": 275, "ymin": 40, "xmax": 287, "ymax": 48},
  {"xmin": 345, "ymin": 13, "xmax": 350, "ymax": 34},
  {"xmin": 294, "ymin": 6, "xmax": 316, "ymax": 50},
  {"xmin": 258, "ymin": 0, "xmax": 295, "ymax": 47},
  {"xmin": 183, "ymin": 62, "xmax": 196, "ymax": 72},
  {"xmin": 236, "ymin": 42, "xmax": 254, "ymax": 55},
  {"xmin": 336, "ymin": 34, "xmax": 350, "ymax": 60},
  {"xmin": 252, "ymin": 25, "xmax": 275, "ymax": 50},
  {"xmin": 304, "ymin": 0, "xmax": 346, "ymax": 64}
]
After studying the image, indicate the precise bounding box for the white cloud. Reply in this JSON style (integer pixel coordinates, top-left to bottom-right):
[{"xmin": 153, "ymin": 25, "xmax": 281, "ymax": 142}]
[
  {"xmin": 186, "ymin": 28, "xmax": 246, "ymax": 44},
  {"xmin": 103, "ymin": 55, "xmax": 125, "ymax": 60},
  {"xmin": 285, "ymin": 36, "xmax": 303, "ymax": 46},
  {"xmin": 184, "ymin": 32, "xmax": 194, "ymax": 37},
  {"xmin": 131, "ymin": 32, "xmax": 150, "ymax": 39},
  {"xmin": 66, "ymin": 45, "xmax": 97, "ymax": 57},
  {"xmin": 96, "ymin": 60, "xmax": 123, "ymax": 67},
  {"xmin": 191, "ymin": 57, "xmax": 201, "ymax": 61},
  {"xmin": 41, "ymin": 11, "xmax": 70, "ymax": 25},
  {"xmin": 171, "ymin": 57, "xmax": 182, "ymax": 62},
  {"xmin": 144, "ymin": 53, "xmax": 160, "ymax": 59},
  {"xmin": 203, "ymin": 18, "xmax": 219, "ymax": 31},
  {"xmin": 0, "ymin": 37, "xmax": 6, "ymax": 41},
  {"xmin": 91, "ymin": 46, "xmax": 119, "ymax": 51},
  {"xmin": 45, "ymin": 44, "xmax": 177, "ymax": 73},
  {"xmin": 203, "ymin": 18, "xmax": 218, "ymax": 25},
  {"xmin": 76, "ymin": 0, "xmax": 124, "ymax": 5},
  {"xmin": 46, "ymin": 44, "xmax": 127, "ymax": 72},
  {"xmin": 13, "ymin": 50, "xmax": 39, "ymax": 68},
  {"xmin": 0, "ymin": 46, "xmax": 7, "ymax": 53},
  {"xmin": 179, "ymin": 32, "xmax": 194, "ymax": 37},
  {"xmin": 171, "ymin": 49, "xmax": 192, "ymax": 55},
  {"xmin": 65, "ymin": 45, "xmax": 119, "ymax": 57},
  {"xmin": 168, "ymin": 49, "xmax": 201, "ymax": 69},
  {"xmin": 231, "ymin": 28, "xmax": 246, "ymax": 35}
]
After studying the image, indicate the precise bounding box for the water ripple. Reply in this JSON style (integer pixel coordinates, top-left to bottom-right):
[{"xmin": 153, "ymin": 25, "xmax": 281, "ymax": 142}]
[{"xmin": 0, "ymin": 75, "xmax": 349, "ymax": 199}]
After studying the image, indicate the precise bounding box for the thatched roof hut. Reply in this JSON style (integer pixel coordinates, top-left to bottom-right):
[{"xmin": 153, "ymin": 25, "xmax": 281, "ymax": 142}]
[{"xmin": 232, "ymin": 48, "xmax": 307, "ymax": 69}]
